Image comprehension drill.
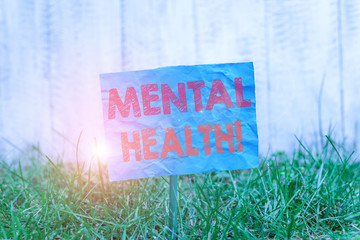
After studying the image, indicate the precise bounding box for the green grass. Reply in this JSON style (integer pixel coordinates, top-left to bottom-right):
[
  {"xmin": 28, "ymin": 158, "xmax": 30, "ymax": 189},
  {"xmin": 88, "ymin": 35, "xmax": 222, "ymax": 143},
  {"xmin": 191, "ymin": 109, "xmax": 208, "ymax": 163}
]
[{"xmin": 1, "ymin": 138, "xmax": 360, "ymax": 239}]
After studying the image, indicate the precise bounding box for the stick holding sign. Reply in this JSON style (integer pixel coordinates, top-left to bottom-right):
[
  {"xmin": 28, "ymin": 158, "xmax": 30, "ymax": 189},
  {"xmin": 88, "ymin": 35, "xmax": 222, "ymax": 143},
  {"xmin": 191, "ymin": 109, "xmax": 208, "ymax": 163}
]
[
  {"xmin": 99, "ymin": 62, "xmax": 258, "ymax": 237},
  {"xmin": 169, "ymin": 175, "xmax": 178, "ymax": 239}
]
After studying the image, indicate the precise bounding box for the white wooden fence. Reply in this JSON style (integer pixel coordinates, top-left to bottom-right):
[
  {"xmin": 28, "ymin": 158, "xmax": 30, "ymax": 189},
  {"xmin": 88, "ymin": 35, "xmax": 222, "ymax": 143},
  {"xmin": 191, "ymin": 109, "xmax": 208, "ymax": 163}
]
[{"xmin": 1, "ymin": 0, "xmax": 360, "ymax": 161}]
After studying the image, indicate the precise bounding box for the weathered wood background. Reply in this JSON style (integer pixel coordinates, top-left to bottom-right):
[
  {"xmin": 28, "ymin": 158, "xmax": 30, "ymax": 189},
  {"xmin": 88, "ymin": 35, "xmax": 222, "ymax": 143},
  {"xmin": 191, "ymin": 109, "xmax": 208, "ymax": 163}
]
[{"xmin": 1, "ymin": 0, "xmax": 360, "ymax": 161}]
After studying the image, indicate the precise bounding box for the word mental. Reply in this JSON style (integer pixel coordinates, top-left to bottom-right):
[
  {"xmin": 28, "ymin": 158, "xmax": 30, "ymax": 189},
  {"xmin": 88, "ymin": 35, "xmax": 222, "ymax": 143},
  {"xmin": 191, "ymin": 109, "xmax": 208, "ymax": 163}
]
[{"xmin": 108, "ymin": 78, "xmax": 251, "ymax": 119}]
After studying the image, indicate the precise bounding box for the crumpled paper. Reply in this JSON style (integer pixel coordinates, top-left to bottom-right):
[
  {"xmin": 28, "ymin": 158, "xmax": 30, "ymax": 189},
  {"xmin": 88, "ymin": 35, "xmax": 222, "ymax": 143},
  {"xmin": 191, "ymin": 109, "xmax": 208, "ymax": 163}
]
[{"xmin": 100, "ymin": 62, "xmax": 258, "ymax": 181}]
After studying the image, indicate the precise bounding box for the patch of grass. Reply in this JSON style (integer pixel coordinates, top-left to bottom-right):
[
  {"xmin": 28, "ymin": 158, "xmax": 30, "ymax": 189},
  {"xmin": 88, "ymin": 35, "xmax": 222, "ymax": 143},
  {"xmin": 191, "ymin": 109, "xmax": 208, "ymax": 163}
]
[{"xmin": 1, "ymin": 138, "xmax": 360, "ymax": 239}]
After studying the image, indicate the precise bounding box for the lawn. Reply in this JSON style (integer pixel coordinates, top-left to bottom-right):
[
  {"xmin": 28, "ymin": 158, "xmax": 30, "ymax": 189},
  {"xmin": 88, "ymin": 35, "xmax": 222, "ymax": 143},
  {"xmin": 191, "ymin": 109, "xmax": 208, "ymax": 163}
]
[{"xmin": 1, "ymin": 138, "xmax": 360, "ymax": 239}]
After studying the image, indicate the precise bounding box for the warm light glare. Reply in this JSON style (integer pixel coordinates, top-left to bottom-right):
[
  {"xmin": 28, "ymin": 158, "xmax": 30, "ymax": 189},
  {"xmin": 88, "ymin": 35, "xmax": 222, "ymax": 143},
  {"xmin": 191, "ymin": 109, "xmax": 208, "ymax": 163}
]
[{"xmin": 95, "ymin": 143, "xmax": 109, "ymax": 161}]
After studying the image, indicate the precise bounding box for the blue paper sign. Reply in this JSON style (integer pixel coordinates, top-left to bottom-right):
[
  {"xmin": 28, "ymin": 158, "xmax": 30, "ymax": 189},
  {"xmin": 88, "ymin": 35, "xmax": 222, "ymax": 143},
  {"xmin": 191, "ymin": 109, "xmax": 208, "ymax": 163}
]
[{"xmin": 100, "ymin": 62, "xmax": 258, "ymax": 181}]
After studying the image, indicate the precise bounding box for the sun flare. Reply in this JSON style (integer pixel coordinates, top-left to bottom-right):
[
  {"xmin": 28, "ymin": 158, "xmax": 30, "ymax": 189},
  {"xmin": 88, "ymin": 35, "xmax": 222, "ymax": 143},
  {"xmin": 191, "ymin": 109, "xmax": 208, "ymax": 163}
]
[{"xmin": 94, "ymin": 143, "xmax": 109, "ymax": 161}]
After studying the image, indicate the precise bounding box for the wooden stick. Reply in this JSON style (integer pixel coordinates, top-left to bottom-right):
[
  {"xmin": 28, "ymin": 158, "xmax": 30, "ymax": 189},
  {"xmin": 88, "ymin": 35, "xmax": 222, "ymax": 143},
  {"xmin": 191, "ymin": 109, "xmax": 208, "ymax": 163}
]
[{"xmin": 168, "ymin": 175, "xmax": 178, "ymax": 239}]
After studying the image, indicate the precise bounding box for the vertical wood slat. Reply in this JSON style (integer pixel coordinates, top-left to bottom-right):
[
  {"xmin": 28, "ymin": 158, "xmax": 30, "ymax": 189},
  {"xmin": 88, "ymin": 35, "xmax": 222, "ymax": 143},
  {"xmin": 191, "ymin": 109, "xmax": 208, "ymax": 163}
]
[{"xmin": 0, "ymin": 0, "xmax": 8, "ymax": 154}]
